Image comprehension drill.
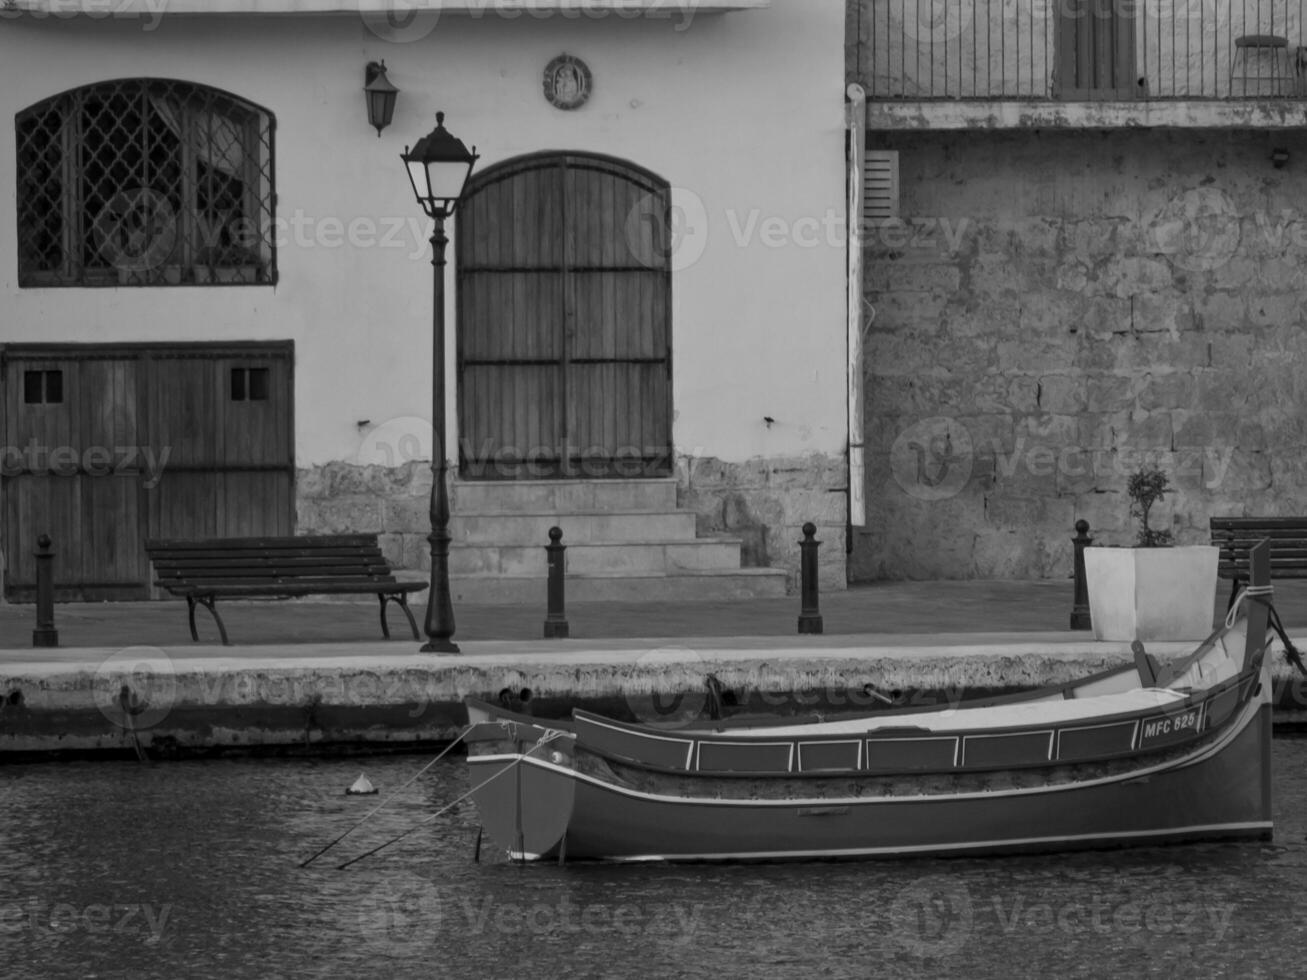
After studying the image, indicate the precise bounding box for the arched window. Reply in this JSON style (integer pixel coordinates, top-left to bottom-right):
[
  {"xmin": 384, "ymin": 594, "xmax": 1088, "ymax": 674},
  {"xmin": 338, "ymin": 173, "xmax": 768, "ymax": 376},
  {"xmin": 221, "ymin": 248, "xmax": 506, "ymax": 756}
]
[{"xmin": 16, "ymin": 78, "xmax": 275, "ymax": 287}]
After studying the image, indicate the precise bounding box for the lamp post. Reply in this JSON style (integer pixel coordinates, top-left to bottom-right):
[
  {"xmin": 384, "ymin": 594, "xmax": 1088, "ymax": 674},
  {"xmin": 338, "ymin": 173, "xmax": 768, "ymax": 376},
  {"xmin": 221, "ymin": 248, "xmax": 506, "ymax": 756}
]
[{"xmin": 401, "ymin": 112, "xmax": 479, "ymax": 654}]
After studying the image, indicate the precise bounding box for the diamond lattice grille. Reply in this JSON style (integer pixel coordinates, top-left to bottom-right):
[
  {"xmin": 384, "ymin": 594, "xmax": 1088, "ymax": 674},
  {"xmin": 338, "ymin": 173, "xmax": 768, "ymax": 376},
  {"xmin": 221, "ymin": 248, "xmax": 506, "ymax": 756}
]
[{"xmin": 16, "ymin": 79, "xmax": 275, "ymax": 287}]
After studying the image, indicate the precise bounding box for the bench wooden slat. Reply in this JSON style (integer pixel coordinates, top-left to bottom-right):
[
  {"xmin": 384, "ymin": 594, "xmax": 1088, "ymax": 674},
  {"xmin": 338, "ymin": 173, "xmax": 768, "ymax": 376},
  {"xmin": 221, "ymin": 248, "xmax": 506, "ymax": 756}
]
[
  {"xmin": 144, "ymin": 533, "xmax": 428, "ymax": 644},
  {"xmin": 146, "ymin": 535, "xmax": 379, "ymax": 549},
  {"xmin": 159, "ymin": 581, "xmax": 429, "ymax": 597},
  {"xmin": 1210, "ymin": 517, "xmax": 1307, "ymax": 584}
]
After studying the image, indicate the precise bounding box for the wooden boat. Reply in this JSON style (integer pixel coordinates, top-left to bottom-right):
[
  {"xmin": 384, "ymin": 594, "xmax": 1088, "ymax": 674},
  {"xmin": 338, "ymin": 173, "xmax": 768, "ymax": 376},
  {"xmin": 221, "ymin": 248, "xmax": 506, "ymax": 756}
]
[{"xmin": 463, "ymin": 541, "xmax": 1285, "ymax": 863}]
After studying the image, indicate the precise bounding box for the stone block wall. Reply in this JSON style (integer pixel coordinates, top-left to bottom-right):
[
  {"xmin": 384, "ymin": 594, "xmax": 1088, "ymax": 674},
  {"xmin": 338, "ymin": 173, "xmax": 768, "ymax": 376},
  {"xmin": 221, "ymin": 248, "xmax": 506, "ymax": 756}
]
[
  {"xmin": 298, "ymin": 453, "xmax": 849, "ymax": 592},
  {"xmin": 854, "ymin": 128, "xmax": 1307, "ymax": 580},
  {"xmin": 678, "ymin": 453, "xmax": 849, "ymax": 592}
]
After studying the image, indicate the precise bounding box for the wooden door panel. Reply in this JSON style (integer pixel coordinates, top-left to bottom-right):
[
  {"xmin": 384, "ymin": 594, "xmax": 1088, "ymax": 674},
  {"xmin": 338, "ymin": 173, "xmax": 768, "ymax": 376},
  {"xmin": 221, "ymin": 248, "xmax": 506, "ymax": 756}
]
[
  {"xmin": 80, "ymin": 473, "xmax": 143, "ymax": 596},
  {"xmin": 458, "ymin": 153, "xmax": 672, "ymax": 480},
  {"xmin": 3, "ymin": 475, "xmax": 80, "ymax": 599},
  {"xmin": 2, "ymin": 343, "xmax": 293, "ymax": 601}
]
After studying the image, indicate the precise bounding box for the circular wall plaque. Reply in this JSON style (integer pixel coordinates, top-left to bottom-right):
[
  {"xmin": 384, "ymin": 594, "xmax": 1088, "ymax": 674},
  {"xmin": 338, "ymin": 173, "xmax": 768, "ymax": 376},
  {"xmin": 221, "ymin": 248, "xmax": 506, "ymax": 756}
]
[{"xmin": 543, "ymin": 54, "xmax": 592, "ymax": 110}]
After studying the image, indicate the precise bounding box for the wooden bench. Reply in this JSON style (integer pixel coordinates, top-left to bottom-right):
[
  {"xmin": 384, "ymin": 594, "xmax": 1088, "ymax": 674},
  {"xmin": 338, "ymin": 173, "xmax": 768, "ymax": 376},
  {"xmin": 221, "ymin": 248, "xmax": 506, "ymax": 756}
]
[
  {"xmin": 1210, "ymin": 517, "xmax": 1307, "ymax": 608},
  {"xmin": 146, "ymin": 534, "xmax": 428, "ymax": 645}
]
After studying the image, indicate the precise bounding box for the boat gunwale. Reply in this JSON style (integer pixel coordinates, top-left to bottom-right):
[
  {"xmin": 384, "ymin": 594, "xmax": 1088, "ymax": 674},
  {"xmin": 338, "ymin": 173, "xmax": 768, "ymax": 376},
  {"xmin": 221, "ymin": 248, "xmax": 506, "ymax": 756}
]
[{"xmin": 465, "ymin": 689, "xmax": 1269, "ymax": 809}]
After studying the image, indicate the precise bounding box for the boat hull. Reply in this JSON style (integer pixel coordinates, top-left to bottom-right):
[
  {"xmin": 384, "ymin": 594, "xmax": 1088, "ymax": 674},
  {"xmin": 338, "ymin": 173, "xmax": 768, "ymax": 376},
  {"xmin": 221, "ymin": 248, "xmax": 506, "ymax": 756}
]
[{"xmin": 467, "ymin": 697, "xmax": 1272, "ymax": 863}]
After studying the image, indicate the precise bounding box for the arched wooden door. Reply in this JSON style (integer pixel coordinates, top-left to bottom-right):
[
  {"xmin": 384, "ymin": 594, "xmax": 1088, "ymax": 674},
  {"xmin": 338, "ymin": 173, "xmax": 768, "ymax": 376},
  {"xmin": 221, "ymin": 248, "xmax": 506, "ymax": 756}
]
[{"xmin": 456, "ymin": 153, "xmax": 672, "ymax": 480}]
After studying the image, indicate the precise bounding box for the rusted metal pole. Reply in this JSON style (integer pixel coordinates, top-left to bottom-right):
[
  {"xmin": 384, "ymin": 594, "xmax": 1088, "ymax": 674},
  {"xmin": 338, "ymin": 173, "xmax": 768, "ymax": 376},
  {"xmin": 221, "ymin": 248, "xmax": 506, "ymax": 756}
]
[
  {"xmin": 1071, "ymin": 519, "xmax": 1093, "ymax": 631},
  {"xmin": 798, "ymin": 522, "xmax": 824, "ymax": 635},
  {"xmin": 543, "ymin": 526, "xmax": 569, "ymax": 639},
  {"xmin": 32, "ymin": 534, "xmax": 58, "ymax": 648}
]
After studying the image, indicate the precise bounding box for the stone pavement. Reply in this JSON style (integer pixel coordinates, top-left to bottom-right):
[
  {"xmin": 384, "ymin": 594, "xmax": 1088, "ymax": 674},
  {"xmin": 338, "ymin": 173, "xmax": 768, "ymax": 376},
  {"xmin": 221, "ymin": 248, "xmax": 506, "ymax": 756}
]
[
  {"xmin": 5, "ymin": 578, "xmax": 1307, "ymax": 754},
  {"xmin": 3, "ymin": 578, "xmax": 1307, "ymax": 654}
]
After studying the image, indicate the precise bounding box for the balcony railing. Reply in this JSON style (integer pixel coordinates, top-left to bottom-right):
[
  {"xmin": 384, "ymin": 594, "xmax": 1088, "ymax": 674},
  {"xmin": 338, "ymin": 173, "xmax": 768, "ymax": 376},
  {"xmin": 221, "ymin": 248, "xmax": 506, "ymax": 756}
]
[{"xmin": 860, "ymin": 0, "xmax": 1307, "ymax": 100}]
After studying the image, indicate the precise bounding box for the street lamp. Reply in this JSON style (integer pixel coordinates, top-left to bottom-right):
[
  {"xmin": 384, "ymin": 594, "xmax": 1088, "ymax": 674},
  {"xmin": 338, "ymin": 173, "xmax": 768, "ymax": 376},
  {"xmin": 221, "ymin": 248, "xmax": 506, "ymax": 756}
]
[{"xmin": 401, "ymin": 112, "xmax": 479, "ymax": 654}]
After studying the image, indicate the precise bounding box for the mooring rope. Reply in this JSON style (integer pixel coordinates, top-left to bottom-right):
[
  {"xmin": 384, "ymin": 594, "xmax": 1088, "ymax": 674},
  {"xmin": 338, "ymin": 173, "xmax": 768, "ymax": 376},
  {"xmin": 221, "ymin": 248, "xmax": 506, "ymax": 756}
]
[
  {"xmin": 299, "ymin": 725, "xmax": 471, "ymax": 868},
  {"xmin": 1228, "ymin": 584, "xmax": 1307, "ymax": 677},
  {"xmin": 335, "ymin": 756, "xmax": 522, "ymax": 871}
]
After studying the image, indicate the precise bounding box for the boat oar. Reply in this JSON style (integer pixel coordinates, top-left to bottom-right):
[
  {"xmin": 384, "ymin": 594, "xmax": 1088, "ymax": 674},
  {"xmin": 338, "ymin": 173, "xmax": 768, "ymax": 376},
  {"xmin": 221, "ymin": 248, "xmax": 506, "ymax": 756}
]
[
  {"xmin": 299, "ymin": 725, "xmax": 469, "ymax": 869},
  {"xmin": 335, "ymin": 758, "xmax": 521, "ymax": 871}
]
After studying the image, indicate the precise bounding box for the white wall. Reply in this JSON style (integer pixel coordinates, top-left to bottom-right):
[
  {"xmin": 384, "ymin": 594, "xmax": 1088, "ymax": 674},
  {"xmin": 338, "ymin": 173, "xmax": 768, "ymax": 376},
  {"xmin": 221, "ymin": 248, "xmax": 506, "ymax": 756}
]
[{"xmin": 0, "ymin": 1, "xmax": 847, "ymax": 467}]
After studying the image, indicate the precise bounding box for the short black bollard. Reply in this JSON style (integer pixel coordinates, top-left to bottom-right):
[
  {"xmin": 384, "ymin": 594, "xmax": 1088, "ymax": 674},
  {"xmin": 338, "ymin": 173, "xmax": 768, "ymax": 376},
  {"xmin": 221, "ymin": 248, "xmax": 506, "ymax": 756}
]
[
  {"xmin": 1070, "ymin": 519, "xmax": 1093, "ymax": 631},
  {"xmin": 33, "ymin": 533, "xmax": 59, "ymax": 648},
  {"xmin": 543, "ymin": 526, "xmax": 570, "ymax": 639},
  {"xmin": 797, "ymin": 522, "xmax": 824, "ymax": 635}
]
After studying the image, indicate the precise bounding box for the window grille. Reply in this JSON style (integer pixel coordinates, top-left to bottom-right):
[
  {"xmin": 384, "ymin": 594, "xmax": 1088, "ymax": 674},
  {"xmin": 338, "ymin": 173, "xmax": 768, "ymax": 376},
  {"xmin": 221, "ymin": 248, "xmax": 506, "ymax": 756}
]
[{"xmin": 16, "ymin": 78, "xmax": 275, "ymax": 287}]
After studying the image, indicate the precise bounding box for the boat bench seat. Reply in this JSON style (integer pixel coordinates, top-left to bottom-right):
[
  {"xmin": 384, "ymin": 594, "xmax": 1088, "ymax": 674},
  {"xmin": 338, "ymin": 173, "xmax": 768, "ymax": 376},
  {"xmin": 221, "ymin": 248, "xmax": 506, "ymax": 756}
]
[
  {"xmin": 146, "ymin": 534, "xmax": 428, "ymax": 645},
  {"xmin": 1211, "ymin": 516, "xmax": 1307, "ymax": 608}
]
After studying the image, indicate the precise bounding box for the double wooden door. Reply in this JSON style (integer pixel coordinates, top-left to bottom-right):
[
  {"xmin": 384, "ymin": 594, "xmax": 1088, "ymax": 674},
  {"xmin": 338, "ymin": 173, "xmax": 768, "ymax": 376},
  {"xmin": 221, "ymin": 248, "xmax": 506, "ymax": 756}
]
[
  {"xmin": 456, "ymin": 153, "xmax": 673, "ymax": 479},
  {"xmin": 1, "ymin": 343, "xmax": 293, "ymax": 600}
]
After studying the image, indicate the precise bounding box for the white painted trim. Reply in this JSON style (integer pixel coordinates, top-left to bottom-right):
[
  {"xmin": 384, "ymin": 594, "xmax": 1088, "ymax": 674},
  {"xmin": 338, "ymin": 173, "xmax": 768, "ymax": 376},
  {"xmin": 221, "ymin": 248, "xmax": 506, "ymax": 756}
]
[
  {"xmin": 864, "ymin": 734, "xmax": 959, "ymax": 768},
  {"xmin": 846, "ymin": 83, "xmax": 867, "ymax": 529},
  {"xmin": 866, "ymin": 98, "xmax": 1307, "ymax": 132},
  {"xmin": 465, "ymin": 693, "xmax": 1263, "ymax": 809},
  {"xmin": 796, "ymin": 738, "xmax": 861, "ymax": 773}
]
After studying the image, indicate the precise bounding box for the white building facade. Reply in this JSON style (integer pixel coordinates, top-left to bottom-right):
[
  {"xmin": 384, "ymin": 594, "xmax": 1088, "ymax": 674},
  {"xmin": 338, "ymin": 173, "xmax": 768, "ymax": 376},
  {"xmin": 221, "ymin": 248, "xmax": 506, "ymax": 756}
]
[{"xmin": 0, "ymin": 0, "xmax": 851, "ymax": 602}]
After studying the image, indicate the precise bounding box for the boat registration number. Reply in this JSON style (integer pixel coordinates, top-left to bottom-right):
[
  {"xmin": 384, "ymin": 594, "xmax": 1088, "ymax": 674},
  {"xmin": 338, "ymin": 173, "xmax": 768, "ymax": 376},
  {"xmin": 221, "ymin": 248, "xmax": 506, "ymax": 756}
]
[{"xmin": 1139, "ymin": 709, "xmax": 1201, "ymax": 744}]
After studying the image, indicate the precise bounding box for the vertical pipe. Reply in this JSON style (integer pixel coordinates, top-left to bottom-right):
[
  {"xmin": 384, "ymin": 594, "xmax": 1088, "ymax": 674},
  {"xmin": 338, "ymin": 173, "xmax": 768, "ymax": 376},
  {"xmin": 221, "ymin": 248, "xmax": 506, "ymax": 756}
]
[{"xmin": 846, "ymin": 84, "xmax": 868, "ymax": 537}]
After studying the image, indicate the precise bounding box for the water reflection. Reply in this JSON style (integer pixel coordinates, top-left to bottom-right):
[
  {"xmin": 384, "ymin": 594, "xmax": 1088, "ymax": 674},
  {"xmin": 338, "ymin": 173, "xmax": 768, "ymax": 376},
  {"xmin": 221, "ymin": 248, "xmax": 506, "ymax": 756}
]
[{"xmin": 3, "ymin": 739, "xmax": 1306, "ymax": 979}]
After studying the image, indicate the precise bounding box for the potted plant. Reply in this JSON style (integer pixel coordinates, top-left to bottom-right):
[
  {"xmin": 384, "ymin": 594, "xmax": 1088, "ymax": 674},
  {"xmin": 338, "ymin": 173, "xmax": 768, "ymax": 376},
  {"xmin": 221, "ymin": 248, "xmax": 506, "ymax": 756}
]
[{"xmin": 1084, "ymin": 466, "xmax": 1219, "ymax": 642}]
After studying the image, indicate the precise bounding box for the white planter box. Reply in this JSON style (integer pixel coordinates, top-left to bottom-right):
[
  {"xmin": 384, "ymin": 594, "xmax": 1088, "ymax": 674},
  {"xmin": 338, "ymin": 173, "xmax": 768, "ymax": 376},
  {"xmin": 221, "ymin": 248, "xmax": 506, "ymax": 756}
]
[{"xmin": 1084, "ymin": 545, "xmax": 1219, "ymax": 642}]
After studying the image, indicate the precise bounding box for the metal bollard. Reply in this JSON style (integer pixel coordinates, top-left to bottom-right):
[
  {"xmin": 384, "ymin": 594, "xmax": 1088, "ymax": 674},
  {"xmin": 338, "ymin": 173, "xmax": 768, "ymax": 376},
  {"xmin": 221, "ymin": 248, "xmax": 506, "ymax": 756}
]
[
  {"xmin": 543, "ymin": 526, "xmax": 570, "ymax": 639},
  {"xmin": 797, "ymin": 522, "xmax": 824, "ymax": 635},
  {"xmin": 1070, "ymin": 519, "xmax": 1093, "ymax": 631},
  {"xmin": 33, "ymin": 534, "xmax": 59, "ymax": 648}
]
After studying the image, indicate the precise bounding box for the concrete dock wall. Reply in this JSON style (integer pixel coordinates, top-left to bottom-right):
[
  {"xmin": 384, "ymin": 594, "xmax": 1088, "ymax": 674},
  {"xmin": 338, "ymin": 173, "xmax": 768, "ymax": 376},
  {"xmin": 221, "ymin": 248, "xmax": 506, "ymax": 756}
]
[{"xmin": 4, "ymin": 637, "xmax": 1307, "ymax": 757}]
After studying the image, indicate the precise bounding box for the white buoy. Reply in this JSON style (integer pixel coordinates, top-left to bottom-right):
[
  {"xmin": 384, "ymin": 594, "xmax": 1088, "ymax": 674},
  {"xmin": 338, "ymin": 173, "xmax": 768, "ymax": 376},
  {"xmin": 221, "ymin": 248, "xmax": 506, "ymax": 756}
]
[{"xmin": 346, "ymin": 773, "xmax": 378, "ymax": 796}]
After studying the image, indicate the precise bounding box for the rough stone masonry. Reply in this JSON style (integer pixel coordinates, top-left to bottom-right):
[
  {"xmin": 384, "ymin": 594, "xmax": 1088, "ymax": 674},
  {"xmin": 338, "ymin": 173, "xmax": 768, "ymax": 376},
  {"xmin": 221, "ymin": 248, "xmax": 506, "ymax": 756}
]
[{"xmin": 854, "ymin": 127, "xmax": 1307, "ymax": 580}]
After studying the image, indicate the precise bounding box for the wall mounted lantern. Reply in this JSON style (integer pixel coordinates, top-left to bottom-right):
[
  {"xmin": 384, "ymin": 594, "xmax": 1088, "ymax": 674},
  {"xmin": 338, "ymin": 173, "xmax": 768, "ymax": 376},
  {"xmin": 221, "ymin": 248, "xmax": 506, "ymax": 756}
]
[{"xmin": 364, "ymin": 61, "xmax": 399, "ymax": 137}]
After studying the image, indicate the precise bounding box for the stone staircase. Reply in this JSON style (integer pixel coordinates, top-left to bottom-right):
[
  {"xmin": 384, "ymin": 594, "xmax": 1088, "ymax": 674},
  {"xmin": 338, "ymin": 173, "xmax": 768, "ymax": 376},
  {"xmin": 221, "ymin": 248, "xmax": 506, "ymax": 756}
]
[{"xmin": 447, "ymin": 478, "xmax": 788, "ymax": 604}]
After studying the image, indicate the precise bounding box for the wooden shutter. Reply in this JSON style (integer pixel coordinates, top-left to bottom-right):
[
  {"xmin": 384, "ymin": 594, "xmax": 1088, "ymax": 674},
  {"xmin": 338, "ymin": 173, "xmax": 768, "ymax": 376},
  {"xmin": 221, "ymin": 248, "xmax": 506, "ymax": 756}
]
[
  {"xmin": 1055, "ymin": 0, "xmax": 1139, "ymax": 100},
  {"xmin": 864, "ymin": 150, "xmax": 900, "ymax": 224}
]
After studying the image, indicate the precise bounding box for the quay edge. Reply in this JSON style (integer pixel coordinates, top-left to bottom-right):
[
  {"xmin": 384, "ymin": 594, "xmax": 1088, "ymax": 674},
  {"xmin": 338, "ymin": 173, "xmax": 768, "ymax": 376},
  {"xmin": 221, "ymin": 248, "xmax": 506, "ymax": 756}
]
[{"xmin": 4, "ymin": 636, "xmax": 1307, "ymax": 758}]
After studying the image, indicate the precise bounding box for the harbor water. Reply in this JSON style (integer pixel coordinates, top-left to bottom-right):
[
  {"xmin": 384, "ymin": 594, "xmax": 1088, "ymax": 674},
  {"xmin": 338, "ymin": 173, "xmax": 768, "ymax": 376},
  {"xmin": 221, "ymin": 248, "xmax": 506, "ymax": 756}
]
[{"xmin": 4, "ymin": 740, "xmax": 1307, "ymax": 980}]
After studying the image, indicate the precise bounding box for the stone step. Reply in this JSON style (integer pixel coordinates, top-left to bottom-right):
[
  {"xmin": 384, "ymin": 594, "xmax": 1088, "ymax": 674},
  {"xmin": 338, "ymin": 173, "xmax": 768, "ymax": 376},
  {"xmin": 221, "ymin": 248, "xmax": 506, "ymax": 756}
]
[
  {"xmin": 451, "ymin": 511, "xmax": 697, "ymax": 545},
  {"xmin": 449, "ymin": 538, "xmax": 745, "ymax": 577},
  {"xmin": 453, "ymin": 478, "xmax": 678, "ymax": 515},
  {"xmin": 448, "ymin": 568, "xmax": 790, "ymax": 605}
]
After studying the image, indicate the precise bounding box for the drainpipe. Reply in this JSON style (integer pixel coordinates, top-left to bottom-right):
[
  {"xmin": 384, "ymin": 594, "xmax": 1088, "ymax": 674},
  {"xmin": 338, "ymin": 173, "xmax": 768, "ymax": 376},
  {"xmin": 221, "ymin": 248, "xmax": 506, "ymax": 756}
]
[{"xmin": 845, "ymin": 83, "xmax": 868, "ymax": 554}]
